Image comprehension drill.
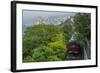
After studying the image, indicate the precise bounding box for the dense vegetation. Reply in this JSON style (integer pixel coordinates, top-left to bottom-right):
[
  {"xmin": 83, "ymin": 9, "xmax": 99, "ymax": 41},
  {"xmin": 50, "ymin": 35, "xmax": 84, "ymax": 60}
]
[
  {"xmin": 23, "ymin": 23, "xmax": 66, "ymax": 62},
  {"xmin": 23, "ymin": 13, "xmax": 91, "ymax": 62},
  {"xmin": 74, "ymin": 13, "xmax": 91, "ymax": 59}
]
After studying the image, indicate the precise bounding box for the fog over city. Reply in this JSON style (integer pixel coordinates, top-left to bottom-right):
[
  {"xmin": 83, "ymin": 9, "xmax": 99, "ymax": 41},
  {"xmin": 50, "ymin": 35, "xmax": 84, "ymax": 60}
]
[{"xmin": 22, "ymin": 10, "xmax": 76, "ymax": 32}]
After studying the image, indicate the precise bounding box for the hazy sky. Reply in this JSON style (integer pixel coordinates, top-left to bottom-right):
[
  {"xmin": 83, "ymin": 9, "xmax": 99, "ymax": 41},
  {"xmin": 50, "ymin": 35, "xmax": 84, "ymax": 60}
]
[{"xmin": 22, "ymin": 10, "xmax": 76, "ymax": 27}]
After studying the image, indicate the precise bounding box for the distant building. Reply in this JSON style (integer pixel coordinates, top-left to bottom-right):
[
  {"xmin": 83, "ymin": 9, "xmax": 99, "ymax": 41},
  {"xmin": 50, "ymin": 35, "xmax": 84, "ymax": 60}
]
[{"xmin": 36, "ymin": 17, "xmax": 46, "ymax": 24}]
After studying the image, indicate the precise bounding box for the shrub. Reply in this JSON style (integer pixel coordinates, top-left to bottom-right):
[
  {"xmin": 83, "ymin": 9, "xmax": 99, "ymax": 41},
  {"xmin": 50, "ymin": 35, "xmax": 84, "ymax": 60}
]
[{"xmin": 23, "ymin": 23, "xmax": 67, "ymax": 62}]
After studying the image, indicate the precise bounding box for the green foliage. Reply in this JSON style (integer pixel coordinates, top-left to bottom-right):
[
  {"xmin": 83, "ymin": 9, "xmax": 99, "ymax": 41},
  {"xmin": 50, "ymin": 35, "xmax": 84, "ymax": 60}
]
[
  {"xmin": 23, "ymin": 23, "xmax": 66, "ymax": 62},
  {"xmin": 48, "ymin": 41, "xmax": 66, "ymax": 59},
  {"xmin": 61, "ymin": 19, "xmax": 73, "ymax": 44},
  {"xmin": 63, "ymin": 25, "xmax": 73, "ymax": 43},
  {"xmin": 48, "ymin": 41, "xmax": 66, "ymax": 50},
  {"xmin": 60, "ymin": 13, "xmax": 91, "ymax": 59},
  {"xmin": 23, "ymin": 56, "xmax": 33, "ymax": 62},
  {"xmin": 32, "ymin": 46, "xmax": 62, "ymax": 62},
  {"xmin": 74, "ymin": 13, "xmax": 91, "ymax": 59},
  {"xmin": 23, "ymin": 13, "xmax": 91, "ymax": 62},
  {"xmin": 74, "ymin": 13, "xmax": 91, "ymax": 41}
]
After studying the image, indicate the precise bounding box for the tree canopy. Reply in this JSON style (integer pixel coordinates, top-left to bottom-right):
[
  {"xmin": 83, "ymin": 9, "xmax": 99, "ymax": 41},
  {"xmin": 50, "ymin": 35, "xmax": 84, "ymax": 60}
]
[{"xmin": 23, "ymin": 23, "xmax": 66, "ymax": 62}]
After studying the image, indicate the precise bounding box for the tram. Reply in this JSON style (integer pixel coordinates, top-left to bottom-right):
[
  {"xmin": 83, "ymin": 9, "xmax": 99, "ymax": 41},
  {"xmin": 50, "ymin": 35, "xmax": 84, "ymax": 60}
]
[{"xmin": 65, "ymin": 41, "xmax": 83, "ymax": 60}]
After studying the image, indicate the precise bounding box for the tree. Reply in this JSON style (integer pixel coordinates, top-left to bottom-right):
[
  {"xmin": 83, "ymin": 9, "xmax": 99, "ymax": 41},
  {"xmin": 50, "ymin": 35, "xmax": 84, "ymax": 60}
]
[
  {"xmin": 23, "ymin": 23, "xmax": 67, "ymax": 62},
  {"xmin": 74, "ymin": 13, "xmax": 91, "ymax": 40},
  {"xmin": 74, "ymin": 13, "xmax": 91, "ymax": 59},
  {"xmin": 59, "ymin": 13, "xmax": 91, "ymax": 59}
]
